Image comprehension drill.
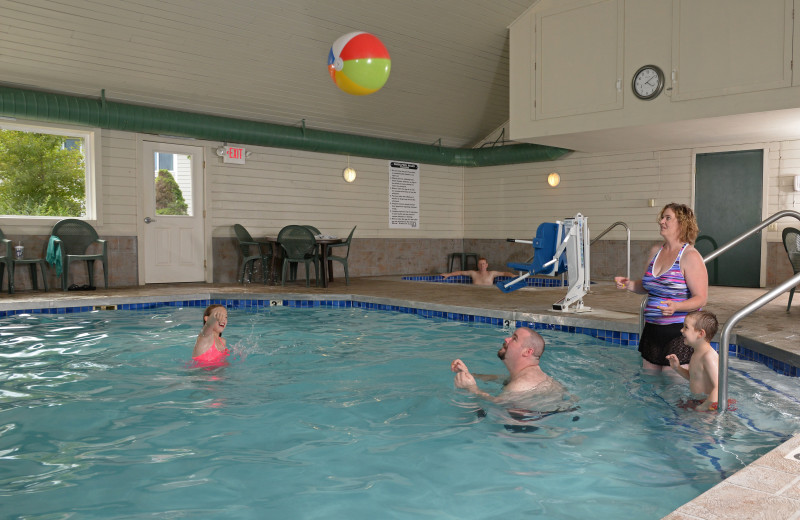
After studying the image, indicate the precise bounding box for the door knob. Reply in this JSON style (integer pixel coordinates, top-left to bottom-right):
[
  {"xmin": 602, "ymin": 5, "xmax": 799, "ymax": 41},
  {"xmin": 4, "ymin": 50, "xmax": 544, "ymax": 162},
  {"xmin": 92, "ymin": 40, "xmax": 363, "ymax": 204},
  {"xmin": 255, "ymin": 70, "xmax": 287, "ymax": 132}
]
[{"xmin": 144, "ymin": 217, "xmax": 156, "ymax": 224}]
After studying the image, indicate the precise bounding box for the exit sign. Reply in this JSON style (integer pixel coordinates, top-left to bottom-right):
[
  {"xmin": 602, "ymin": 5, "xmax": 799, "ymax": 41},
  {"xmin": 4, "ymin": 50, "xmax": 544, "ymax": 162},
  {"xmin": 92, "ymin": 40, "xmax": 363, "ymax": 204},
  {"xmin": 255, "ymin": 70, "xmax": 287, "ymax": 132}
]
[{"xmin": 223, "ymin": 146, "xmax": 246, "ymax": 164}]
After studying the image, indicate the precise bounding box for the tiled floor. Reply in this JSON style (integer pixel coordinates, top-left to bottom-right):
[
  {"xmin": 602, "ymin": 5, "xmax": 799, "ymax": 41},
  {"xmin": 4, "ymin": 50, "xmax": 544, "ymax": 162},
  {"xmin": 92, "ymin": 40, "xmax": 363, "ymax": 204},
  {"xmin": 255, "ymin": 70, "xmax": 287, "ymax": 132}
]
[{"xmin": 1, "ymin": 276, "xmax": 799, "ymax": 519}]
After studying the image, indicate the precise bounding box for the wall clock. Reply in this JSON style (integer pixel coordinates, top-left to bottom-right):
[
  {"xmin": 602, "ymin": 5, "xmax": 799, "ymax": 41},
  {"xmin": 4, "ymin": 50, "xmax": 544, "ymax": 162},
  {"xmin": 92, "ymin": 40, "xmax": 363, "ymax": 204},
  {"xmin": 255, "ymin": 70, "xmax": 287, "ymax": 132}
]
[{"xmin": 632, "ymin": 65, "xmax": 665, "ymax": 100}]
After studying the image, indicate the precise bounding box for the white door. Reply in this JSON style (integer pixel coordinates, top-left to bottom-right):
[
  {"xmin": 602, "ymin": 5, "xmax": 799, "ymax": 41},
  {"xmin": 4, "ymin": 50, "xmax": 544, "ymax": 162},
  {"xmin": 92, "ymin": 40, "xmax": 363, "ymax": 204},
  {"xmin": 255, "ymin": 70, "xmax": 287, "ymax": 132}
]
[{"xmin": 141, "ymin": 141, "xmax": 206, "ymax": 283}]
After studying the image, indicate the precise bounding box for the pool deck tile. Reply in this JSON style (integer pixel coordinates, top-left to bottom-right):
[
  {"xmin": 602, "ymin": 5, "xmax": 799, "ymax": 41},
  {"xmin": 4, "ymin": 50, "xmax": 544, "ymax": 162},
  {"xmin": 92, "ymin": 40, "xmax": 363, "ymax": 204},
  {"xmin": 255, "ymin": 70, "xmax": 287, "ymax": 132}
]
[{"xmin": 1, "ymin": 276, "xmax": 799, "ymax": 520}]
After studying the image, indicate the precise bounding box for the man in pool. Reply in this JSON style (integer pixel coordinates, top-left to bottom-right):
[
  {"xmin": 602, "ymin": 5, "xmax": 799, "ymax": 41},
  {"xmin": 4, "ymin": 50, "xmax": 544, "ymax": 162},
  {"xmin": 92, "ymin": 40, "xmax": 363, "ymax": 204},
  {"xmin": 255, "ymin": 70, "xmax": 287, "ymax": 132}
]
[
  {"xmin": 451, "ymin": 327, "xmax": 566, "ymax": 402},
  {"xmin": 440, "ymin": 257, "xmax": 517, "ymax": 286}
]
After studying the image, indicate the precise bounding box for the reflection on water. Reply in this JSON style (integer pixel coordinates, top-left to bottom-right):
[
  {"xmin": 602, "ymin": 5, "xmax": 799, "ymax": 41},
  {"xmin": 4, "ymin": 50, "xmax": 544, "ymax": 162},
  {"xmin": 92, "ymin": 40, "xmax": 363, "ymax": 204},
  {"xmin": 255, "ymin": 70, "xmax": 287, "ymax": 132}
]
[{"xmin": 0, "ymin": 308, "xmax": 798, "ymax": 519}]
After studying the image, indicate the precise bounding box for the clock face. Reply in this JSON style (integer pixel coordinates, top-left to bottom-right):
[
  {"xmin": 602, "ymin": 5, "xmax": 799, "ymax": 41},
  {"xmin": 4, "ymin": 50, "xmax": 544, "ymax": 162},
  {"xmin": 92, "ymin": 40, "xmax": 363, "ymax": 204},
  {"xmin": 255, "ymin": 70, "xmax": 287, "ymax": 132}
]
[{"xmin": 632, "ymin": 65, "xmax": 664, "ymax": 100}]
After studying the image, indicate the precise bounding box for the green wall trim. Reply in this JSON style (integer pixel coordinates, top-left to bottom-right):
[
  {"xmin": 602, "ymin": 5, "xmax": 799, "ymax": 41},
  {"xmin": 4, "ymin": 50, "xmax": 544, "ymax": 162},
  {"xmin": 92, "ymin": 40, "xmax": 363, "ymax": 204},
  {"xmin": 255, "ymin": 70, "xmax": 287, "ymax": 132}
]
[{"xmin": 0, "ymin": 86, "xmax": 571, "ymax": 167}]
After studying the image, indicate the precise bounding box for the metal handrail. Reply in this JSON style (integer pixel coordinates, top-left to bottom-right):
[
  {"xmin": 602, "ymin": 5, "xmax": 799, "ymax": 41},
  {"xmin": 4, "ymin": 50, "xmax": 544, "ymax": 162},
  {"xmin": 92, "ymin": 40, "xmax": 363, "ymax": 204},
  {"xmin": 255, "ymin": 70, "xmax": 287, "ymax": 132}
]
[
  {"xmin": 695, "ymin": 235, "xmax": 719, "ymax": 285},
  {"xmin": 634, "ymin": 210, "xmax": 800, "ymax": 411},
  {"xmin": 592, "ymin": 221, "xmax": 630, "ymax": 280},
  {"xmin": 718, "ymin": 271, "xmax": 800, "ymax": 408},
  {"xmin": 704, "ymin": 210, "xmax": 800, "ymax": 263},
  {"xmin": 715, "ymin": 209, "xmax": 800, "ymax": 410}
]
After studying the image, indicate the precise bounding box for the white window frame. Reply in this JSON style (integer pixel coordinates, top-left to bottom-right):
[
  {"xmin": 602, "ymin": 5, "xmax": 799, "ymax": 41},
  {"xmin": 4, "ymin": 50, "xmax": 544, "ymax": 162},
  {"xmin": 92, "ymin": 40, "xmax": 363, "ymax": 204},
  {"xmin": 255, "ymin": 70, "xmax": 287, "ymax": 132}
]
[{"xmin": 0, "ymin": 119, "xmax": 102, "ymax": 227}]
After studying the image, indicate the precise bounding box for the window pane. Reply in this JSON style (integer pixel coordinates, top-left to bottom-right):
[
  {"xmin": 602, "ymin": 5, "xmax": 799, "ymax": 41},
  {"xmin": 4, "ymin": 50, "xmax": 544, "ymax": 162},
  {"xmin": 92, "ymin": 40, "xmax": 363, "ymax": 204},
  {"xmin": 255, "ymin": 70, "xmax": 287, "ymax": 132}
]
[
  {"xmin": 0, "ymin": 129, "xmax": 87, "ymax": 217},
  {"xmin": 154, "ymin": 152, "xmax": 192, "ymax": 216},
  {"xmin": 156, "ymin": 152, "xmax": 174, "ymax": 172}
]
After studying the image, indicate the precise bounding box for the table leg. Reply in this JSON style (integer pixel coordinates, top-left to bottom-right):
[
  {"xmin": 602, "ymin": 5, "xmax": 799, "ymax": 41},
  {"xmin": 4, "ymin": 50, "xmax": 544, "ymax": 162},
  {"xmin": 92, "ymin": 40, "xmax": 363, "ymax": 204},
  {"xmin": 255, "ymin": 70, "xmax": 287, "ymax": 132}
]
[
  {"xmin": 319, "ymin": 246, "xmax": 329, "ymax": 288},
  {"xmin": 29, "ymin": 263, "xmax": 38, "ymax": 290}
]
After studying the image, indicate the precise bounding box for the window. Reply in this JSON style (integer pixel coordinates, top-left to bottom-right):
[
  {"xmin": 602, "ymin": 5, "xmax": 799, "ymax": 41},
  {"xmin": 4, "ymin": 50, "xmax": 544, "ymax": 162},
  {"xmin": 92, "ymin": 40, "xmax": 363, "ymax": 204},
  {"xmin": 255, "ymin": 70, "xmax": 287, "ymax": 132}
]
[
  {"xmin": 156, "ymin": 152, "xmax": 174, "ymax": 172},
  {"xmin": 0, "ymin": 122, "xmax": 99, "ymax": 219}
]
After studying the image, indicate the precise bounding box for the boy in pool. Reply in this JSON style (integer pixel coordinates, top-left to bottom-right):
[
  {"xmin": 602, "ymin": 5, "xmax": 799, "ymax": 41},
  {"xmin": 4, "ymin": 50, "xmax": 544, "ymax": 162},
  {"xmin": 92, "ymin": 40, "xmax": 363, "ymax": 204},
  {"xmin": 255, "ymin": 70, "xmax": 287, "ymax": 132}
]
[
  {"xmin": 666, "ymin": 310, "xmax": 725, "ymax": 412},
  {"xmin": 192, "ymin": 304, "xmax": 230, "ymax": 367},
  {"xmin": 440, "ymin": 257, "xmax": 517, "ymax": 286}
]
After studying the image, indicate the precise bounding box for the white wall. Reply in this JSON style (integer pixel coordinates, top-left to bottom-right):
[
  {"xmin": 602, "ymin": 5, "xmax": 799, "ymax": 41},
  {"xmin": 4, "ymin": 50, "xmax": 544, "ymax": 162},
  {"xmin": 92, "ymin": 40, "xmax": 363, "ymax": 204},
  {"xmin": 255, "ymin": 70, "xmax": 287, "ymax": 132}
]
[
  {"xmin": 205, "ymin": 145, "xmax": 464, "ymax": 240},
  {"xmin": 465, "ymin": 139, "xmax": 800, "ymax": 242}
]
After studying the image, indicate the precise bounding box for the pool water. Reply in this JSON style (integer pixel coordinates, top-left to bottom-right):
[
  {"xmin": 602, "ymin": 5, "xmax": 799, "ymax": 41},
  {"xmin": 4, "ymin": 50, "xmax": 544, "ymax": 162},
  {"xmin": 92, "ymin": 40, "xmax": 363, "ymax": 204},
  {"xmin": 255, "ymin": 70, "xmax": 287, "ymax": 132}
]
[{"xmin": 2, "ymin": 307, "xmax": 800, "ymax": 519}]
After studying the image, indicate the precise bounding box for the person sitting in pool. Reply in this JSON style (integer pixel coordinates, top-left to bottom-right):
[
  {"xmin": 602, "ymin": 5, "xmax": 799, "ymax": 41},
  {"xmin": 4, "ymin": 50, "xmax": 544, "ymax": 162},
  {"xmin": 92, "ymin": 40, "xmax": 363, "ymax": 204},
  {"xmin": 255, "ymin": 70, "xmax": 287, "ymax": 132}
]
[
  {"xmin": 192, "ymin": 304, "xmax": 230, "ymax": 367},
  {"xmin": 440, "ymin": 257, "xmax": 517, "ymax": 286},
  {"xmin": 666, "ymin": 310, "xmax": 729, "ymax": 412},
  {"xmin": 451, "ymin": 327, "xmax": 565, "ymax": 402}
]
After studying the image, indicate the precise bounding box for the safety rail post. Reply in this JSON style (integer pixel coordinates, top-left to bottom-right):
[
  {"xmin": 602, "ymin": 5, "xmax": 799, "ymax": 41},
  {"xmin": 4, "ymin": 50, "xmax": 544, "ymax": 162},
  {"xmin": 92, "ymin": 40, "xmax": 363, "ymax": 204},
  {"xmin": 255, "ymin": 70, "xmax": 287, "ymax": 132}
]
[
  {"xmin": 718, "ymin": 272, "xmax": 800, "ymax": 407},
  {"xmin": 591, "ymin": 221, "xmax": 630, "ymax": 280},
  {"xmin": 706, "ymin": 210, "xmax": 800, "ymax": 411}
]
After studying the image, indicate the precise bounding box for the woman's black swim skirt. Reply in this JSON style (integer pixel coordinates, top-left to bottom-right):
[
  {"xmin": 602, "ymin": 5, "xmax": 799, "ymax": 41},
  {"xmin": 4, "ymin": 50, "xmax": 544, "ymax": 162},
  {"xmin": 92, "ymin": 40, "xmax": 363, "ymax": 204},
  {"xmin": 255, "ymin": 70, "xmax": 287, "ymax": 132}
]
[{"xmin": 638, "ymin": 322, "xmax": 693, "ymax": 366}]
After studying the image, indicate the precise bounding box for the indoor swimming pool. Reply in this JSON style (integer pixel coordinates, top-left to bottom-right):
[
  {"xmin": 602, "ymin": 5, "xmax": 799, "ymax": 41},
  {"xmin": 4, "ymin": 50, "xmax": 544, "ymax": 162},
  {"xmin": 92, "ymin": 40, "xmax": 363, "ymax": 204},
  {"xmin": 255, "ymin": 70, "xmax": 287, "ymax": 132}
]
[{"xmin": 1, "ymin": 304, "xmax": 799, "ymax": 519}]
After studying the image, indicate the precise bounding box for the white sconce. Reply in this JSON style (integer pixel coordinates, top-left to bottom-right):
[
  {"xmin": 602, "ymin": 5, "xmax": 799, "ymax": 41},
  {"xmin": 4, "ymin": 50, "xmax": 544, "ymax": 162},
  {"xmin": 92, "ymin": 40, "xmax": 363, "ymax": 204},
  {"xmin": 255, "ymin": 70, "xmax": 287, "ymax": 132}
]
[
  {"xmin": 343, "ymin": 157, "xmax": 356, "ymax": 183},
  {"xmin": 547, "ymin": 172, "xmax": 560, "ymax": 187},
  {"xmin": 215, "ymin": 146, "xmax": 225, "ymax": 157}
]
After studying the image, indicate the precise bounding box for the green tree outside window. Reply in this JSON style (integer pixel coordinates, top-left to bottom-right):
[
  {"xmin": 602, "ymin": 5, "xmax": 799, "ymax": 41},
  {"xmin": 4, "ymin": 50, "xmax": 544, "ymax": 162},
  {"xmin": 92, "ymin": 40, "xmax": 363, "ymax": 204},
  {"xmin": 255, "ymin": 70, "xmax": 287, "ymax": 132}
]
[
  {"xmin": 155, "ymin": 169, "xmax": 188, "ymax": 215},
  {"xmin": 0, "ymin": 129, "xmax": 86, "ymax": 216}
]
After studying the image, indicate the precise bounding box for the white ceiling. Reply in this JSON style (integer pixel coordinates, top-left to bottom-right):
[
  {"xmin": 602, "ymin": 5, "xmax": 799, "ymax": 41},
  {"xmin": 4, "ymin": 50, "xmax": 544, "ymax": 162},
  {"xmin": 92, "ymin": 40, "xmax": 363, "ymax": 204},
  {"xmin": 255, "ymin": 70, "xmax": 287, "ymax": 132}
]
[
  {"xmin": 0, "ymin": 0, "xmax": 534, "ymax": 149},
  {"xmin": 1, "ymin": 0, "xmax": 799, "ymax": 155}
]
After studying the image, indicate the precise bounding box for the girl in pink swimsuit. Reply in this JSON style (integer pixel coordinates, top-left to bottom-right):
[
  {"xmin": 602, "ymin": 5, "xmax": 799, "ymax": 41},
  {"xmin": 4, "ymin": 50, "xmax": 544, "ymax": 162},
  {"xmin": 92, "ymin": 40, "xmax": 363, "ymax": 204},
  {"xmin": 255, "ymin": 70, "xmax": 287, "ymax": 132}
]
[{"xmin": 192, "ymin": 304, "xmax": 230, "ymax": 367}]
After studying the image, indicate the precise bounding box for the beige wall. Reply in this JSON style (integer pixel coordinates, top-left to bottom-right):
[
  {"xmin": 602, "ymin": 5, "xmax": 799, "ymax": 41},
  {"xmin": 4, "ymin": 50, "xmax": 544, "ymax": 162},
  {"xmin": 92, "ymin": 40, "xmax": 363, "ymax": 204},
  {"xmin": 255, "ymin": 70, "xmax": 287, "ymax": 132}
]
[
  {"xmin": 3, "ymin": 126, "xmax": 799, "ymax": 289},
  {"xmin": 465, "ymin": 139, "xmax": 800, "ymax": 242},
  {"xmin": 205, "ymin": 143, "xmax": 464, "ymax": 240}
]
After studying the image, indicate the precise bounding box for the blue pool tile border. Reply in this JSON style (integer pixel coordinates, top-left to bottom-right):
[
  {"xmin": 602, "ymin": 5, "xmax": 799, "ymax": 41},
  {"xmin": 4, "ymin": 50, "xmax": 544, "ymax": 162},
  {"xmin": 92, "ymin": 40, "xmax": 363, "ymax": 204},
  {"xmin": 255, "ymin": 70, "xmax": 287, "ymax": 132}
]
[{"xmin": 0, "ymin": 296, "xmax": 789, "ymax": 376}]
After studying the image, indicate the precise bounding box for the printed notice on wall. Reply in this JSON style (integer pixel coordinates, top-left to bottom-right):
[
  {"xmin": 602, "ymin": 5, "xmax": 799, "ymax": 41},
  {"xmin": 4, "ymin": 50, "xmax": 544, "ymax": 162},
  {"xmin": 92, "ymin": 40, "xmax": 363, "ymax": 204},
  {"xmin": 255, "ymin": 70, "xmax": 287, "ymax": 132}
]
[{"xmin": 388, "ymin": 161, "xmax": 420, "ymax": 229}]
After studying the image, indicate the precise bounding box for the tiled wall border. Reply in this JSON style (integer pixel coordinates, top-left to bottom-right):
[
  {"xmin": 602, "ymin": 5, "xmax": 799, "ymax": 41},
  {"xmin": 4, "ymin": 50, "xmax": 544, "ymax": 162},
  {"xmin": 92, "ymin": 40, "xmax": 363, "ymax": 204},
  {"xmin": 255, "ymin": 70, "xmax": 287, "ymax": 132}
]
[{"xmin": 0, "ymin": 292, "xmax": 789, "ymax": 376}]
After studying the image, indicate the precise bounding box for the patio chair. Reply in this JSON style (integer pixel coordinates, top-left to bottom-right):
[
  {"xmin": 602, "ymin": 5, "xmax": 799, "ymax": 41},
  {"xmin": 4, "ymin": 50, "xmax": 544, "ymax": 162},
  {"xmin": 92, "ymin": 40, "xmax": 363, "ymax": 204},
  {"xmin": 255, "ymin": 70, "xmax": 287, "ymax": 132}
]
[
  {"xmin": 783, "ymin": 227, "xmax": 800, "ymax": 311},
  {"xmin": 327, "ymin": 225, "xmax": 356, "ymax": 285},
  {"xmin": 0, "ymin": 228, "xmax": 12, "ymax": 292},
  {"xmin": 233, "ymin": 224, "xmax": 272, "ymax": 284},
  {"xmin": 289, "ymin": 225, "xmax": 321, "ymax": 280},
  {"xmin": 0, "ymin": 228, "xmax": 48, "ymax": 294},
  {"xmin": 49, "ymin": 219, "xmax": 108, "ymax": 291},
  {"xmin": 278, "ymin": 225, "xmax": 319, "ymax": 287}
]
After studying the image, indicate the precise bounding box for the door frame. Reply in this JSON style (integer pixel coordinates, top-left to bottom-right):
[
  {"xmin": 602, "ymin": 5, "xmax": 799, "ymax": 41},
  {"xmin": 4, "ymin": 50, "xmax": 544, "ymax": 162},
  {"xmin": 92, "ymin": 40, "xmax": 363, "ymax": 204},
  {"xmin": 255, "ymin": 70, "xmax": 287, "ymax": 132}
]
[
  {"xmin": 136, "ymin": 135, "xmax": 211, "ymax": 284},
  {"xmin": 691, "ymin": 143, "xmax": 770, "ymax": 287}
]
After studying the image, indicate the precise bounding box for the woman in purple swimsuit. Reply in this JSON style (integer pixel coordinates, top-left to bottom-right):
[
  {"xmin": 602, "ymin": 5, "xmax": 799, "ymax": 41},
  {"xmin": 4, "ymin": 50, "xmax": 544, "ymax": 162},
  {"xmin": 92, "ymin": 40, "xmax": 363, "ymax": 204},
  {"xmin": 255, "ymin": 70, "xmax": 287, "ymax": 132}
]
[{"xmin": 615, "ymin": 203, "xmax": 708, "ymax": 371}]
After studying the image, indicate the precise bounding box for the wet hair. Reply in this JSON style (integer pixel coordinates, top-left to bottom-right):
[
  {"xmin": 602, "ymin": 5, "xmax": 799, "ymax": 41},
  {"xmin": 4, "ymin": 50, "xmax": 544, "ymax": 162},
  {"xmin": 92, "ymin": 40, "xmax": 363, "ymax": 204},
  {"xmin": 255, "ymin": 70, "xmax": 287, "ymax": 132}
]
[
  {"xmin": 686, "ymin": 310, "xmax": 718, "ymax": 340},
  {"xmin": 478, "ymin": 257, "xmax": 488, "ymax": 264},
  {"xmin": 518, "ymin": 327, "xmax": 545, "ymax": 358},
  {"xmin": 659, "ymin": 203, "xmax": 699, "ymax": 245}
]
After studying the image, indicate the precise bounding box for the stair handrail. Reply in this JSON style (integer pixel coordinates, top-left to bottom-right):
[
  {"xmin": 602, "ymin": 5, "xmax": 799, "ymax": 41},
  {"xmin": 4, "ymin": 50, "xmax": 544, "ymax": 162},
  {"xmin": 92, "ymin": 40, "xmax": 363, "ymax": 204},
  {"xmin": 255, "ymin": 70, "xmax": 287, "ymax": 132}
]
[
  {"xmin": 714, "ymin": 209, "xmax": 800, "ymax": 411},
  {"xmin": 592, "ymin": 221, "xmax": 630, "ymax": 280},
  {"xmin": 718, "ymin": 271, "xmax": 800, "ymax": 409}
]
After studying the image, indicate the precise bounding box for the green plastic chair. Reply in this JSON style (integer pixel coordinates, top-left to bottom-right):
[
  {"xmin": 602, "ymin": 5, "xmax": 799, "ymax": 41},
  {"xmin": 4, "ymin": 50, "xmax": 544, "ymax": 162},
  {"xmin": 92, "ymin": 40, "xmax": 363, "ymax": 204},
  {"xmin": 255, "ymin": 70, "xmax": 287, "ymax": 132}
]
[
  {"xmin": 783, "ymin": 227, "xmax": 800, "ymax": 311},
  {"xmin": 0, "ymin": 228, "xmax": 49, "ymax": 294},
  {"xmin": 233, "ymin": 224, "xmax": 272, "ymax": 284},
  {"xmin": 289, "ymin": 225, "xmax": 321, "ymax": 281},
  {"xmin": 0, "ymin": 228, "xmax": 12, "ymax": 292},
  {"xmin": 327, "ymin": 225, "xmax": 356, "ymax": 285},
  {"xmin": 278, "ymin": 225, "xmax": 319, "ymax": 287},
  {"xmin": 50, "ymin": 219, "xmax": 108, "ymax": 291}
]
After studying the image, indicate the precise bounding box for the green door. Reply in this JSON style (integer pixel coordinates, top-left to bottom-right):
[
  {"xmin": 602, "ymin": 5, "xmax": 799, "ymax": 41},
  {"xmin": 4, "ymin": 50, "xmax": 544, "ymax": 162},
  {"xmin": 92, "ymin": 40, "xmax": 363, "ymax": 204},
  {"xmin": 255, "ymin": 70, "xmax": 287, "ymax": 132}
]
[{"xmin": 694, "ymin": 150, "xmax": 762, "ymax": 287}]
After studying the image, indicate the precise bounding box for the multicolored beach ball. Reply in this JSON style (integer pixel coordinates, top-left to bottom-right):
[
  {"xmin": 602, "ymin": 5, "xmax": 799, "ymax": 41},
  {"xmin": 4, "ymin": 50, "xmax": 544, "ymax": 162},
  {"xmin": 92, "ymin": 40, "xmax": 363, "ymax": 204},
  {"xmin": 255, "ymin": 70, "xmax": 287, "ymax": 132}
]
[{"xmin": 327, "ymin": 32, "xmax": 391, "ymax": 95}]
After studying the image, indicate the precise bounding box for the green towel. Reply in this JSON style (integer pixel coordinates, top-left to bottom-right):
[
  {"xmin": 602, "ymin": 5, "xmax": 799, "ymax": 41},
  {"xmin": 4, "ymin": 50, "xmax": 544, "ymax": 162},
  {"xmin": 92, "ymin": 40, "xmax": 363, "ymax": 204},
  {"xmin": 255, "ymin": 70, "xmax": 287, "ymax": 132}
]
[{"xmin": 46, "ymin": 235, "xmax": 62, "ymax": 276}]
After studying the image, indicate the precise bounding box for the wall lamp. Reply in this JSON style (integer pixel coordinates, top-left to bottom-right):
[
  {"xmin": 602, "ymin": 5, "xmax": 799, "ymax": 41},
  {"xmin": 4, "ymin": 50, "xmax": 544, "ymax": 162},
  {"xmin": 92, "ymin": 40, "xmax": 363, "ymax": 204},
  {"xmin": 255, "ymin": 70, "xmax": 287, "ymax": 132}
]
[
  {"xmin": 547, "ymin": 172, "xmax": 560, "ymax": 187},
  {"xmin": 343, "ymin": 157, "xmax": 357, "ymax": 183}
]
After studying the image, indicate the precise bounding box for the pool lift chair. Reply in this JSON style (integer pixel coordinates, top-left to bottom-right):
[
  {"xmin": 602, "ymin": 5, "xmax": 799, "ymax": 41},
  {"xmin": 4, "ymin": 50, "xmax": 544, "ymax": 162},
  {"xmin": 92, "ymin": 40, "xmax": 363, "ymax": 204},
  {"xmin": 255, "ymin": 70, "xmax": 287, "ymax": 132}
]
[{"xmin": 496, "ymin": 213, "xmax": 591, "ymax": 313}]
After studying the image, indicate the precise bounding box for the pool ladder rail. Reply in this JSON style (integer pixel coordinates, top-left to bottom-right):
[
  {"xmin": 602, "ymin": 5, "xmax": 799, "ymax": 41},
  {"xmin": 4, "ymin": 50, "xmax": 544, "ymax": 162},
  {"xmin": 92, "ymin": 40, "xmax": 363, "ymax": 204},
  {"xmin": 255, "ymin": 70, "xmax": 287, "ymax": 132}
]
[{"xmin": 638, "ymin": 209, "xmax": 800, "ymax": 411}]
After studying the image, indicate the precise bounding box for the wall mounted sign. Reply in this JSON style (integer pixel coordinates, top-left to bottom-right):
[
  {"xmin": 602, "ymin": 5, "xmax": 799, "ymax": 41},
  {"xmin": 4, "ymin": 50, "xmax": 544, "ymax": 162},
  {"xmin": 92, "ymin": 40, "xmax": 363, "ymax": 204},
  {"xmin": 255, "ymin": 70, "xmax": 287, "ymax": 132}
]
[{"xmin": 388, "ymin": 161, "xmax": 420, "ymax": 229}]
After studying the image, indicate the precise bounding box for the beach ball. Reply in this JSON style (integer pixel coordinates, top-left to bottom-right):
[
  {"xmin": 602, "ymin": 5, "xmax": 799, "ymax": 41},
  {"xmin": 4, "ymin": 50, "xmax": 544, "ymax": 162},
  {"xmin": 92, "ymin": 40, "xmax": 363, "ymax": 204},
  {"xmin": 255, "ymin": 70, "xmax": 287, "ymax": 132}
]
[{"xmin": 328, "ymin": 32, "xmax": 391, "ymax": 95}]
